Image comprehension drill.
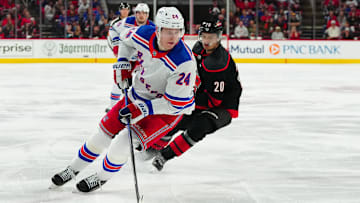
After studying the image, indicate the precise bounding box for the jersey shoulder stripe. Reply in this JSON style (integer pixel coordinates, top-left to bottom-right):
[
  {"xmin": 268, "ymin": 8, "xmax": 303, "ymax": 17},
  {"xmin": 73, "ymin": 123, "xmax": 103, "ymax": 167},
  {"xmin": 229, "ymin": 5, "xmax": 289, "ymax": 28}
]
[
  {"xmin": 135, "ymin": 25, "xmax": 155, "ymax": 41},
  {"xmin": 159, "ymin": 58, "xmax": 176, "ymax": 72},
  {"xmin": 132, "ymin": 33, "xmax": 150, "ymax": 51},
  {"xmin": 167, "ymin": 40, "xmax": 193, "ymax": 67}
]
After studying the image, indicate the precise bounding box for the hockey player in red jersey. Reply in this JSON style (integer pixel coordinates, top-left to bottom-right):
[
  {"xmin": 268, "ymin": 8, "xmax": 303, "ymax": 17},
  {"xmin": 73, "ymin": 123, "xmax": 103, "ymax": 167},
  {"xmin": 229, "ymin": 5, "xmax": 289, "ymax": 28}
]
[
  {"xmin": 50, "ymin": 7, "xmax": 197, "ymax": 193},
  {"xmin": 152, "ymin": 20, "xmax": 242, "ymax": 171}
]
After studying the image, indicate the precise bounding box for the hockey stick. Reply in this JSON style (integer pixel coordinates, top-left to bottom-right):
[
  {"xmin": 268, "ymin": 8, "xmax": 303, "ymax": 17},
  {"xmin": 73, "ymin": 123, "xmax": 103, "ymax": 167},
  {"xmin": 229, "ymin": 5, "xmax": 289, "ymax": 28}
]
[{"xmin": 123, "ymin": 87, "xmax": 143, "ymax": 203}]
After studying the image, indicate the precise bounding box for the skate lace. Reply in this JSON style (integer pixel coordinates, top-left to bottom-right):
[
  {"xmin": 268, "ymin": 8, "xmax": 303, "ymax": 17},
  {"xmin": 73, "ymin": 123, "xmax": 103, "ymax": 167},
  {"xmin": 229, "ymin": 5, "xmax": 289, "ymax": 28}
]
[
  {"xmin": 155, "ymin": 155, "xmax": 166, "ymax": 165},
  {"xmin": 85, "ymin": 174, "xmax": 102, "ymax": 190},
  {"xmin": 59, "ymin": 167, "xmax": 76, "ymax": 181}
]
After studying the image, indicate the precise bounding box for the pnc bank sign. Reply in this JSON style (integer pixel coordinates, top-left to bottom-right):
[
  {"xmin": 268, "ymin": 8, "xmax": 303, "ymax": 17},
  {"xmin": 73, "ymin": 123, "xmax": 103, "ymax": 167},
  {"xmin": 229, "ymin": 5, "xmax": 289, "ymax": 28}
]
[
  {"xmin": 230, "ymin": 43, "xmax": 341, "ymax": 56},
  {"xmin": 269, "ymin": 43, "xmax": 340, "ymax": 55},
  {"xmin": 269, "ymin": 44, "xmax": 280, "ymax": 55}
]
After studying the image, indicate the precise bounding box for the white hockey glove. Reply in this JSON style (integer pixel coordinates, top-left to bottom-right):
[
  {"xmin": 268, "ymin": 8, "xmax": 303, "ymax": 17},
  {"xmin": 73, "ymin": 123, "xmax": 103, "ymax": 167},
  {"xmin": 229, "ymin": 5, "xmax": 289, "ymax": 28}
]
[
  {"xmin": 119, "ymin": 101, "xmax": 153, "ymax": 124},
  {"xmin": 113, "ymin": 58, "xmax": 132, "ymax": 89}
]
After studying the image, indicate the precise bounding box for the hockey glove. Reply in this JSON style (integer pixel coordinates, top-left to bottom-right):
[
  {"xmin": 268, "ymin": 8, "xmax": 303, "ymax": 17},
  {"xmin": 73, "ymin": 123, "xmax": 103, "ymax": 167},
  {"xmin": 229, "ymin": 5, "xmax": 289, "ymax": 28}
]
[
  {"xmin": 119, "ymin": 101, "xmax": 152, "ymax": 124},
  {"xmin": 194, "ymin": 75, "xmax": 201, "ymax": 93},
  {"xmin": 113, "ymin": 58, "xmax": 132, "ymax": 89}
]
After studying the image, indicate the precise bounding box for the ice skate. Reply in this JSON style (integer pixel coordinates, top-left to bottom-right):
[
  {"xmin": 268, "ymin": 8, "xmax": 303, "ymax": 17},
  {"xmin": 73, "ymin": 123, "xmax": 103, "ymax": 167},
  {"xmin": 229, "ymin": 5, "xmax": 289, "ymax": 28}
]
[
  {"xmin": 49, "ymin": 166, "xmax": 79, "ymax": 189},
  {"xmin": 152, "ymin": 154, "xmax": 167, "ymax": 171},
  {"xmin": 76, "ymin": 174, "xmax": 107, "ymax": 193}
]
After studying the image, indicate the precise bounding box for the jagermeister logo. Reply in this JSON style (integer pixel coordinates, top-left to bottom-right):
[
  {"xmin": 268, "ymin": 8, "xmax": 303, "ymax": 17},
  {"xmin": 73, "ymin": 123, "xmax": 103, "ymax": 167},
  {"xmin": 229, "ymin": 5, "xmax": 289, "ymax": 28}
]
[{"xmin": 58, "ymin": 44, "xmax": 107, "ymax": 54}]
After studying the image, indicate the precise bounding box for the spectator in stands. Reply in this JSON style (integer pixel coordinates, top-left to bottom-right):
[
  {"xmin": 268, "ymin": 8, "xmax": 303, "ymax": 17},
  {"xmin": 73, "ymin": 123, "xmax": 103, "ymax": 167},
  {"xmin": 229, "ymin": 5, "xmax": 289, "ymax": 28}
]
[
  {"xmin": 234, "ymin": 6, "xmax": 241, "ymax": 17},
  {"xmin": 68, "ymin": 7, "xmax": 79, "ymax": 24},
  {"xmin": 3, "ymin": 18, "xmax": 14, "ymax": 38},
  {"xmin": 209, "ymin": 0, "xmax": 221, "ymax": 20},
  {"xmin": 324, "ymin": 0, "xmax": 340, "ymax": 7},
  {"xmin": 0, "ymin": 26, "xmax": 5, "ymax": 39},
  {"xmin": 22, "ymin": 17, "xmax": 37, "ymax": 38},
  {"xmin": 345, "ymin": 0, "xmax": 358, "ymax": 7},
  {"xmin": 342, "ymin": 27, "xmax": 353, "ymax": 39},
  {"xmin": 100, "ymin": 17, "xmax": 109, "ymax": 37},
  {"xmin": 92, "ymin": 0, "xmax": 100, "ymax": 9},
  {"xmin": 73, "ymin": 22, "xmax": 82, "ymax": 38},
  {"xmin": 91, "ymin": 25, "xmax": 104, "ymax": 39},
  {"xmin": 324, "ymin": 0, "xmax": 339, "ymax": 15},
  {"xmin": 65, "ymin": 24, "xmax": 74, "ymax": 38},
  {"xmin": 289, "ymin": 26, "xmax": 300, "ymax": 39},
  {"xmin": 54, "ymin": 0, "xmax": 64, "ymax": 18},
  {"xmin": 337, "ymin": 10, "xmax": 347, "ymax": 30},
  {"xmin": 261, "ymin": 10, "xmax": 273, "ymax": 23},
  {"xmin": 0, "ymin": 26, "xmax": 4, "ymax": 38},
  {"xmin": 274, "ymin": 8, "xmax": 287, "ymax": 22},
  {"xmin": 0, "ymin": 0, "xmax": 15, "ymax": 15},
  {"xmin": 290, "ymin": 0, "xmax": 301, "ymax": 12},
  {"xmin": 343, "ymin": 21, "xmax": 356, "ymax": 35},
  {"xmin": 271, "ymin": 26, "xmax": 285, "ymax": 39},
  {"xmin": 276, "ymin": 0, "xmax": 288, "ymax": 8},
  {"xmin": 263, "ymin": 17, "xmax": 276, "ymax": 38},
  {"xmin": 325, "ymin": 20, "xmax": 341, "ymax": 39},
  {"xmin": 1, "ymin": 13, "xmax": 15, "ymax": 28},
  {"xmin": 78, "ymin": 0, "xmax": 90, "ymax": 17},
  {"xmin": 44, "ymin": 1, "xmax": 55, "ymax": 24},
  {"xmin": 234, "ymin": 20, "xmax": 249, "ymax": 38},
  {"xmin": 347, "ymin": 11, "xmax": 357, "ymax": 27},
  {"xmin": 229, "ymin": 11, "xmax": 236, "ymax": 34},
  {"xmin": 289, "ymin": 12, "xmax": 300, "ymax": 30},
  {"xmin": 247, "ymin": 19, "xmax": 257, "ymax": 36},
  {"xmin": 239, "ymin": 9, "xmax": 253, "ymax": 27},
  {"xmin": 276, "ymin": 15, "xmax": 288, "ymax": 31},
  {"xmin": 325, "ymin": 10, "xmax": 339, "ymax": 28}
]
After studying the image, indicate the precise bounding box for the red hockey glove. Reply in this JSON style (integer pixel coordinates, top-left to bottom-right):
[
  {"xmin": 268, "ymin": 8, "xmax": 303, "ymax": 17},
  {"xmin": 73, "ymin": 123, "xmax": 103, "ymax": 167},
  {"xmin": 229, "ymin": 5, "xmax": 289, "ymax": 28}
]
[
  {"xmin": 113, "ymin": 58, "xmax": 132, "ymax": 89},
  {"xmin": 119, "ymin": 101, "xmax": 152, "ymax": 124},
  {"xmin": 193, "ymin": 75, "xmax": 201, "ymax": 93},
  {"xmin": 112, "ymin": 46, "xmax": 119, "ymax": 57}
]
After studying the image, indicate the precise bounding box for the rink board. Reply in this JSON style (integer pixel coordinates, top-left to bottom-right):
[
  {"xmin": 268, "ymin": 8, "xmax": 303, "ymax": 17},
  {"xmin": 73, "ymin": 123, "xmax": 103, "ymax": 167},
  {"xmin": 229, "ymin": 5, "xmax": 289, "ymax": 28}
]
[{"xmin": 0, "ymin": 39, "xmax": 359, "ymax": 64}]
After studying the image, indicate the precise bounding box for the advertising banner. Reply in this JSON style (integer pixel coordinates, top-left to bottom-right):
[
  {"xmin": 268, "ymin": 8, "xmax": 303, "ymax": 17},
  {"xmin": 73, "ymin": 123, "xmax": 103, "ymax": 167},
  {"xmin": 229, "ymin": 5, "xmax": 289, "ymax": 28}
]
[
  {"xmin": 0, "ymin": 39, "xmax": 359, "ymax": 63},
  {"xmin": 229, "ymin": 40, "xmax": 358, "ymax": 59}
]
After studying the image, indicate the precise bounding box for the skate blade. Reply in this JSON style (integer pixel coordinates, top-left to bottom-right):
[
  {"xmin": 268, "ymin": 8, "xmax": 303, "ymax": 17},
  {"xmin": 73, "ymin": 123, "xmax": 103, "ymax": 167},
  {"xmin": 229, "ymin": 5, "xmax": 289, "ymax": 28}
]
[
  {"xmin": 71, "ymin": 185, "xmax": 83, "ymax": 193},
  {"xmin": 48, "ymin": 182, "xmax": 61, "ymax": 190}
]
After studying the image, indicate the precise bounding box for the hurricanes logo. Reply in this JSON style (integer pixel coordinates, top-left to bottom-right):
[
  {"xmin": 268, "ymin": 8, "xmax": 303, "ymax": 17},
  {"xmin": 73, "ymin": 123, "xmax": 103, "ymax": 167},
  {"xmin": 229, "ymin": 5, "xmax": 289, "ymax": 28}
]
[{"xmin": 269, "ymin": 44, "xmax": 280, "ymax": 55}]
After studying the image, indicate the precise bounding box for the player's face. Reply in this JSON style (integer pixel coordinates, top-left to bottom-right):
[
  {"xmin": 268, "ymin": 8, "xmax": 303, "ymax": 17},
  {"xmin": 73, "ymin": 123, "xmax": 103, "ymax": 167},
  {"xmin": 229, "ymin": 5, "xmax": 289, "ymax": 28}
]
[
  {"xmin": 135, "ymin": 11, "xmax": 149, "ymax": 25},
  {"xmin": 158, "ymin": 28, "xmax": 182, "ymax": 51},
  {"xmin": 120, "ymin": 8, "xmax": 130, "ymax": 18},
  {"xmin": 200, "ymin": 32, "xmax": 219, "ymax": 52}
]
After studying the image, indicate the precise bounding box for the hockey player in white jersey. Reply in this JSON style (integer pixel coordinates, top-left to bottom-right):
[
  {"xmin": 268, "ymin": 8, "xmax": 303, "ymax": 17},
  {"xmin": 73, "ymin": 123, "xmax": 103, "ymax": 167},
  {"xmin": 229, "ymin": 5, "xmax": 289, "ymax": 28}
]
[
  {"xmin": 50, "ymin": 7, "xmax": 197, "ymax": 193},
  {"xmin": 106, "ymin": 3, "xmax": 155, "ymax": 112}
]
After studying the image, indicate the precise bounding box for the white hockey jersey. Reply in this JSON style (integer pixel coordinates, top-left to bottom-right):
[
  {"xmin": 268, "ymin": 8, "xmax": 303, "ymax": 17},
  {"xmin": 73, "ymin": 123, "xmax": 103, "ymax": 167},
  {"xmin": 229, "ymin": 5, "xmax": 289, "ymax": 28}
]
[
  {"xmin": 117, "ymin": 25, "xmax": 197, "ymax": 116},
  {"xmin": 107, "ymin": 16, "xmax": 155, "ymax": 50}
]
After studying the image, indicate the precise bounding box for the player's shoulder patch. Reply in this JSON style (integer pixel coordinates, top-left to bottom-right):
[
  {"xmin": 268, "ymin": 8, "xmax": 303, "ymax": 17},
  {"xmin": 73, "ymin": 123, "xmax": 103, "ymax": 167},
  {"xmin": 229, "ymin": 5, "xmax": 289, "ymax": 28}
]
[{"xmin": 135, "ymin": 25, "xmax": 156, "ymax": 41}]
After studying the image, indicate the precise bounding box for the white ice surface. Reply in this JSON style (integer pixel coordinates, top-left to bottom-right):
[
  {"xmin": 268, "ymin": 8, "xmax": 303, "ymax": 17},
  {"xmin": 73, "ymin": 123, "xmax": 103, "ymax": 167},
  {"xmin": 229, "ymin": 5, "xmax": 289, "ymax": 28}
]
[{"xmin": 1, "ymin": 63, "xmax": 360, "ymax": 203}]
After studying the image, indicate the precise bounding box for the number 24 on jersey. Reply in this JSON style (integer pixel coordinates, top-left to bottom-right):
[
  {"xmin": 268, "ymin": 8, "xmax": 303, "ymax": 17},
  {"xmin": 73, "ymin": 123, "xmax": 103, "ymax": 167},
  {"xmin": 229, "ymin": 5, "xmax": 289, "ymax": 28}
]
[{"xmin": 176, "ymin": 73, "xmax": 191, "ymax": 86}]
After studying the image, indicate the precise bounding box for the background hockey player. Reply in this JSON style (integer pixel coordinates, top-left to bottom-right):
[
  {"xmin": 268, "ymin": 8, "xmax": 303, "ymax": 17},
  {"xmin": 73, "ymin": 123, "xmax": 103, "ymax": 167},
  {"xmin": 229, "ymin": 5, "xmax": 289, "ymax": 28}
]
[
  {"xmin": 152, "ymin": 20, "xmax": 242, "ymax": 171},
  {"xmin": 50, "ymin": 7, "xmax": 197, "ymax": 193},
  {"xmin": 106, "ymin": 3, "xmax": 154, "ymax": 112}
]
